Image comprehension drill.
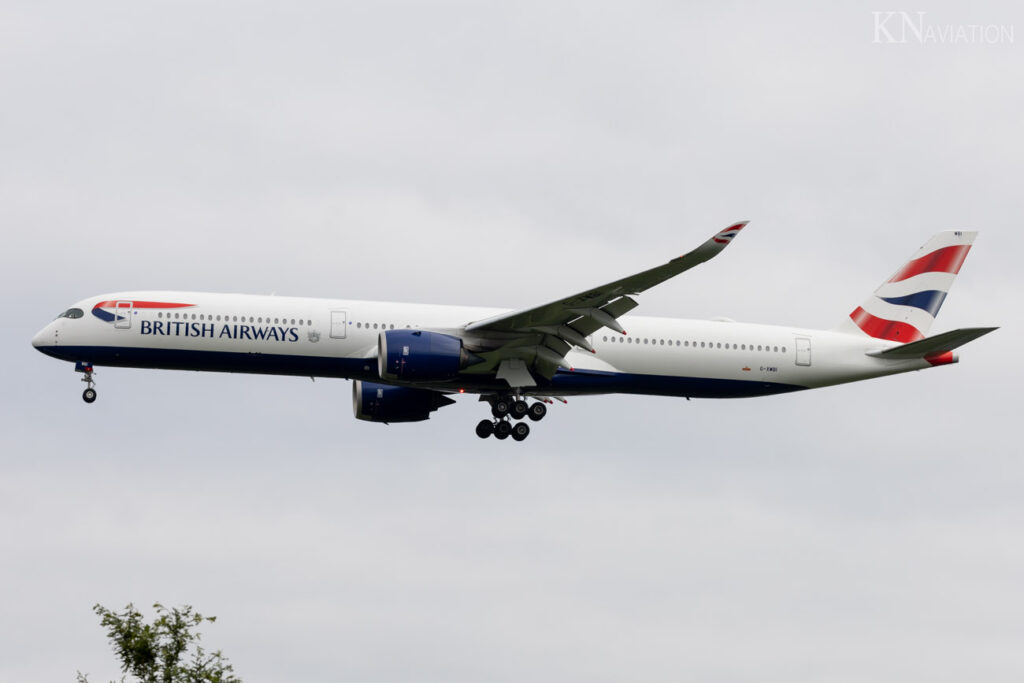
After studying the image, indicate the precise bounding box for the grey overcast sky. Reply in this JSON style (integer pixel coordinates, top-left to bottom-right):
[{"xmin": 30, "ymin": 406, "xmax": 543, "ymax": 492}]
[{"xmin": 2, "ymin": 1, "xmax": 1022, "ymax": 681}]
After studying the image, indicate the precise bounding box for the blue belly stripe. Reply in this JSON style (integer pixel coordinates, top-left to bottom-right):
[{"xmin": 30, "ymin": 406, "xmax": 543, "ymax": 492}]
[{"xmin": 35, "ymin": 345, "xmax": 808, "ymax": 399}]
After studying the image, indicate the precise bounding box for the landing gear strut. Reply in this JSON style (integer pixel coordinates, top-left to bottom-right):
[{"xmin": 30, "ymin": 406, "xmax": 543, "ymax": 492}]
[{"xmin": 77, "ymin": 362, "xmax": 97, "ymax": 404}]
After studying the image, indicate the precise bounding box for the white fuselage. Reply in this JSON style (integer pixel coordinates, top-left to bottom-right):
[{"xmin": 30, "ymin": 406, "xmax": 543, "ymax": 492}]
[{"xmin": 32, "ymin": 291, "xmax": 933, "ymax": 399}]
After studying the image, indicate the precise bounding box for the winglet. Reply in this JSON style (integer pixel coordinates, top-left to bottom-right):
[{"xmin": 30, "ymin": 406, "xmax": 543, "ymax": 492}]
[
  {"xmin": 685, "ymin": 221, "xmax": 749, "ymax": 260},
  {"xmin": 711, "ymin": 221, "xmax": 749, "ymax": 245}
]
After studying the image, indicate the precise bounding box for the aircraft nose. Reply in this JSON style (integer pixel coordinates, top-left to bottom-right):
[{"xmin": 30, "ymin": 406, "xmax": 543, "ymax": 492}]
[{"xmin": 32, "ymin": 325, "xmax": 51, "ymax": 350}]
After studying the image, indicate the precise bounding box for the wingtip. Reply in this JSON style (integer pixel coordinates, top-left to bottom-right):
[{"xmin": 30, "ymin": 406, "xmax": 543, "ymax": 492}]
[{"xmin": 710, "ymin": 220, "xmax": 749, "ymax": 245}]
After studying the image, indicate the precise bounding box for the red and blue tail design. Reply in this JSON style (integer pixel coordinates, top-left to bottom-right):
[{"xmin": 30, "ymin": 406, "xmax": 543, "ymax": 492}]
[{"xmin": 836, "ymin": 231, "xmax": 976, "ymax": 343}]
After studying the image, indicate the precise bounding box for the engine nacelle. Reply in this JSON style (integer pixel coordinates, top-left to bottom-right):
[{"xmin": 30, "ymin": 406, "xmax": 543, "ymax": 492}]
[
  {"xmin": 352, "ymin": 380, "xmax": 455, "ymax": 423},
  {"xmin": 378, "ymin": 329, "xmax": 480, "ymax": 381}
]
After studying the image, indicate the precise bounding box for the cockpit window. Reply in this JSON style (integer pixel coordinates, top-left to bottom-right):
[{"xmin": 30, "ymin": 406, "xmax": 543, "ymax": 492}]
[{"xmin": 57, "ymin": 308, "xmax": 84, "ymax": 319}]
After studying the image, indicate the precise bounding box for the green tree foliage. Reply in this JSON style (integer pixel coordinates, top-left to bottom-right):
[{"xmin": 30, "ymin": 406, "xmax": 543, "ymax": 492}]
[{"xmin": 77, "ymin": 603, "xmax": 241, "ymax": 683}]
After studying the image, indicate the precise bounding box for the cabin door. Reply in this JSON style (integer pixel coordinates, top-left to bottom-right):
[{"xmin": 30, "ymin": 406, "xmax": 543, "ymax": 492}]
[
  {"xmin": 330, "ymin": 310, "xmax": 348, "ymax": 339},
  {"xmin": 114, "ymin": 300, "xmax": 133, "ymax": 330},
  {"xmin": 795, "ymin": 336, "xmax": 811, "ymax": 366}
]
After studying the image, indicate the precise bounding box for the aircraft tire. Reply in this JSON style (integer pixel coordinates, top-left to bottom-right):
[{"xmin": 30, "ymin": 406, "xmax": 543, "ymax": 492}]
[
  {"xmin": 510, "ymin": 400, "xmax": 529, "ymax": 420},
  {"xmin": 494, "ymin": 420, "xmax": 512, "ymax": 439},
  {"xmin": 475, "ymin": 420, "xmax": 494, "ymax": 439},
  {"xmin": 492, "ymin": 399, "xmax": 511, "ymax": 418},
  {"xmin": 511, "ymin": 422, "xmax": 530, "ymax": 441},
  {"xmin": 82, "ymin": 388, "xmax": 97, "ymax": 403},
  {"xmin": 527, "ymin": 402, "xmax": 547, "ymax": 421}
]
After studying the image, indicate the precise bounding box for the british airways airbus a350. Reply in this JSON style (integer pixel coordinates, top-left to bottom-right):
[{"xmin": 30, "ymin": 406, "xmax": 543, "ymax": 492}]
[{"xmin": 32, "ymin": 223, "xmax": 995, "ymax": 441}]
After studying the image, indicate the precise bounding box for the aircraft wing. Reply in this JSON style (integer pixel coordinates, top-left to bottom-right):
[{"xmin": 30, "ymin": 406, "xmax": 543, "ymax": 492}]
[{"xmin": 460, "ymin": 221, "xmax": 749, "ymax": 384}]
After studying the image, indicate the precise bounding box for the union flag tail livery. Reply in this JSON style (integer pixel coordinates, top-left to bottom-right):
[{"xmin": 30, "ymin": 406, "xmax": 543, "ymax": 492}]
[
  {"xmin": 837, "ymin": 231, "xmax": 975, "ymax": 342},
  {"xmin": 32, "ymin": 222, "xmax": 997, "ymax": 442}
]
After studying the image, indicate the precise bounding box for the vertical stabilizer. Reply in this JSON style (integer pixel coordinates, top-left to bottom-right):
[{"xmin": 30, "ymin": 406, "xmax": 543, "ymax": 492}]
[{"xmin": 834, "ymin": 231, "xmax": 976, "ymax": 342}]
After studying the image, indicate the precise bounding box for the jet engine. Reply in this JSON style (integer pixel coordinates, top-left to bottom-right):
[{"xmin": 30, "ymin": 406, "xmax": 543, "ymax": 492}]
[
  {"xmin": 377, "ymin": 329, "xmax": 481, "ymax": 382},
  {"xmin": 352, "ymin": 380, "xmax": 455, "ymax": 423}
]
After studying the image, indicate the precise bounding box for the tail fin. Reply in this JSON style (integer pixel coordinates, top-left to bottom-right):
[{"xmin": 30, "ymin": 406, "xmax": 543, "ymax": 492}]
[{"xmin": 834, "ymin": 231, "xmax": 976, "ymax": 342}]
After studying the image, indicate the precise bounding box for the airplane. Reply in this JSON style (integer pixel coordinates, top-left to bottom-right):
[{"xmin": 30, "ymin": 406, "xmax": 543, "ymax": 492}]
[{"xmin": 31, "ymin": 223, "xmax": 996, "ymax": 441}]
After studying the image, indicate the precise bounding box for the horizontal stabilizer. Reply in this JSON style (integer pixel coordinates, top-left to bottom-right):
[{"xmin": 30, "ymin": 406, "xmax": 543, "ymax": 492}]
[{"xmin": 867, "ymin": 327, "xmax": 997, "ymax": 359}]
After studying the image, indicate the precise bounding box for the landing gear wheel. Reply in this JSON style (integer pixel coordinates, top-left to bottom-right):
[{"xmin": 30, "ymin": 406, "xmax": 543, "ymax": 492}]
[
  {"xmin": 475, "ymin": 419, "xmax": 494, "ymax": 439},
  {"xmin": 492, "ymin": 399, "xmax": 511, "ymax": 419},
  {"xmin": 494, "ymin": 420, "xmax": 512, "ymax": 440},
  {"xmin": 510, "ymin": 400, "xmax": 529, "ymax": 420},
  {"xmin": 527, "ymin": 402, "xmax": 547, "ymax": 421},
  {"xmin": 511, "ymin": 422, "xmax": 530, "ymax": 441},
  {"xmin": 82, "ymin": 388, "xmax": 97, "ymax": 403}
]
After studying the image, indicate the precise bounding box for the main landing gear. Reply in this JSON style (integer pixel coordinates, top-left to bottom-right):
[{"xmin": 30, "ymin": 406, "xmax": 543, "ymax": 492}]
[
  {"xmin": 475, "ymin": 395, "xmax": 549, "ymax": 442},
  {"xmin": 76, "ymin": 361, "xmax": 97, "ymax": 403}
]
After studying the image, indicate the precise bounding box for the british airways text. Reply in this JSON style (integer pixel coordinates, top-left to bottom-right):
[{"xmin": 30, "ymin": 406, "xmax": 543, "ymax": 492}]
[{"xmin": 139, "ymin": 320, "xmax": 300, "ymax": 342}]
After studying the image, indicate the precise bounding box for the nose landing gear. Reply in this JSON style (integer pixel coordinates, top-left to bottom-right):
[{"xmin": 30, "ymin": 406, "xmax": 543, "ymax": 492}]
[{"xmin": 76, "ymin": 361, "xmax": 97, "ymax": 403}]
